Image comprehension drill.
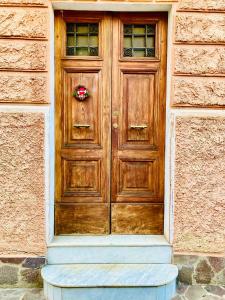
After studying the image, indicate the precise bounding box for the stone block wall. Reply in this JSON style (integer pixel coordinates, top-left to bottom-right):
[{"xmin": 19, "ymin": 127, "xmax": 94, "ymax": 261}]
[
  {"xmin": 0, "ymin": 257, "xmax": 45, "ymax": 288},
  {"xmin": 174, "ymin": 255, "xmax": 225, "ymax": 286}
]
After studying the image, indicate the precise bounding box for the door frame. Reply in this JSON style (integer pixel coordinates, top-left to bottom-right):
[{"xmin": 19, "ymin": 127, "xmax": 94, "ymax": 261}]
[{"xmin": 47, "ymin": 2, "xmax": 175, "ymax": 245}]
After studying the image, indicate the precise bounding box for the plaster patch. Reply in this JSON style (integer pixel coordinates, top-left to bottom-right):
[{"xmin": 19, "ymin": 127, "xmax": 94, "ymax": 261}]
[
  {"xmin": 0, "ymin": 8, "xmax": 48, "ymax": 39},
  {"xmin": 175, "ymin": 13, "xmax": 225, "ymax": 43},
  {"xmin": 174, "ymin": 116, "xmax": 225, "ymax": 254},
  {"xmin": 172, "ymin": 77, "xmax": 225, "ymax": 107},
  {"xmin": 0, "ymin": 112, "xmax": 46, "ymax": 256},
  {"xmin": 0, "ymin": 40, "xmax": 47, "ymax": 71},
  {"xmin": 0, "ymin": 73, "xmax": 48, "ymax": 103},
  {"xmin": 174, "ymin": 46, "xmax": 225, "ymax": 75},
  {"xmin": 178, "ymin": 0, "xmax": 225, "ymax": 11}
]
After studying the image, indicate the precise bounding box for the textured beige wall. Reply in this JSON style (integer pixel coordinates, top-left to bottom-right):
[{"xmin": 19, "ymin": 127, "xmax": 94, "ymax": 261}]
[
  {"xmin": 0, "ymin": 0, "xmax": 49, "ymax": 256},
  {"xmin": 0, "ymin": 1, "xmax": 49, "ymax": 105},
  {"xmin": 172, "ymin": 0, "xmax": 225, "ymax": 254},
  {"xmin": 172, "ymin": 1, "xmax": 225, "ymax": 108},
  {"xmin": 178, "ymin": 0, "xmax": 225, "ymax": 11},
  {"xmin": 174, "ymin": 116, "xmax": 225, "ymax": 254},
  {"xmin": 0, "ymin": 113, "xmax": 46, "ymax": 256},
  {"xmin": 0, "ymin": 0, "xmax": 225, "ymax": 257}
]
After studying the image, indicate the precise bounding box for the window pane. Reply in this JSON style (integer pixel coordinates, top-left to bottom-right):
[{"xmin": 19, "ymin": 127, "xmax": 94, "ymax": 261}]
[
  {"xmin": 133, "ymin": 25, "xmax": 145, "ymax": 35},
  {"xmin": 77, "ymin": 35, "xmax": 89, "ymax": 47},
  {"xmin": 89, "ymin": 35, "xmax": 98, "ymax": 47},
  {"xmin": 146, "ymin": 36, "xmax": 155, "ymax": 48},
  {"xmin": 76, "ymin": 47, "xmax": 89, "ymax": 56},
  {"xmin": 66, "ymin": 23, "xmax": 99, "ymax": 56},
  {"xmin": 123, "ymin": 24, "xmax": 156, "ymax": 58},
  {"xmin": 134, "ymin": 50, "xmax": 145, "ymax": 57},
  {"xmin": 67, "ymin": 35, "xmax": 75, "ymax": 47},
  {"xmin": 133, "ymin": 37, "xmax": 145, "ymax": 48},
  {"xmin": 76, "ymin": 24, "xmax": 89, "ymax": 34}
]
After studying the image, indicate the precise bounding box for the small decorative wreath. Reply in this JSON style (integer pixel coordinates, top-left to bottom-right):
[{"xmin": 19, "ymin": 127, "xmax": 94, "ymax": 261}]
[{"xmin": 73, "ymin": 85, "xmax": 90, "ymax": 101}]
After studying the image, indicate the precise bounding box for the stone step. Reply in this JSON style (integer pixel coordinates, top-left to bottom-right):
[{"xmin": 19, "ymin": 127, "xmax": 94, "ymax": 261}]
[
  {"xmin": 42, "ymin": 264, "xmax": 178, "ymax": 300},
  {"xmin": 47, "ymin": 235, "xmax": 172, "ymax": 264}
]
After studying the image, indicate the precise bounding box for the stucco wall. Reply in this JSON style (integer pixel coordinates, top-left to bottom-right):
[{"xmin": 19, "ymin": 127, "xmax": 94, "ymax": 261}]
[
  {"xmin": 0, "ymin": 113, "xmax": 46, "ymax": 256},
  {"xmin": 172, "ymin": 0, "xmax": 225, "ymax": 255},
  {"xmin": 174, "ymin": 116, "xmax": 225, "ymax": 254},
  {"xmin": 0, "ymin": 0, "xmax": 50, "ymax": 257},
  {"xmin": 0, "ymin": 0, "xmax": 224, "ymax": 259}
]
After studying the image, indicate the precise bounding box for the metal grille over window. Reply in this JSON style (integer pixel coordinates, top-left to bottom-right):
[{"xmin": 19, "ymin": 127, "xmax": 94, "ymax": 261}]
[
  {"xmin": 66, "ymin": 23, "xmax": 99, "ymax": 56},
  {"xmin": 123, "ymin": 24, "xmax": 155, "ymax": 58}
]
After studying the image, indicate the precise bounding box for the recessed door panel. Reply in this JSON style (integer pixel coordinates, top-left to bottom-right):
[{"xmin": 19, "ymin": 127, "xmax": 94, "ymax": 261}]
[
  {"xmin": 117, "ymin": 158, "xmax": 159, "ymax": 201},
  {"xmin": 111, "ymin": 203, "xmax": 164, "ymax": 234},
  {"xmin": 62, "ymin": 159, "xmax": 101, "ymax": 198},
  {"xmin": 65, "ymin": 70, "xmax": 101, "ymax": 146},
  {"xmin": 122, "ymin": 72, "xmax": 155, "ymax": 146},
  {"xmin": 55, "ymin": 203, "xmax": 109, "ymax": 235}
]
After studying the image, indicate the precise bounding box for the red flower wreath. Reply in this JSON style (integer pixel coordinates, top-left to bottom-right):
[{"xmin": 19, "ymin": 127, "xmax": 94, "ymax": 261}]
[{"xmin": 73, "ymin": 85, "xmax": 90, "ymax": 101}]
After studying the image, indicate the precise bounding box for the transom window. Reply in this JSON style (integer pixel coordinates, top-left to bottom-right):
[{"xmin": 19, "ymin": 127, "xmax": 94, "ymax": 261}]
[
  {"xmin": 123, "ymin": 24, "xmax": 155, "ymax": 58},
  {"xmin": 66, "ymin": 23, "xmax": 99, "ymax": 56}
]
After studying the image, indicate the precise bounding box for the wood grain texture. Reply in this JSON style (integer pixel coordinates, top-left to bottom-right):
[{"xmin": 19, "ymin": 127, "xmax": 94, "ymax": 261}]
[
  {"xmin": 55, "ymin": 12, "xmax": 167, "ymax": 235},
  {"xmin": 55, "ymin": 204, "xmax": 109, "ymax": 235},
  {"xmin": 111, "ymin": 204, "xmax": 164, "ymax": 234},
  {"xmin": 55, "ymin": 12, "xmax": 112, "ymax": 234},
  {"xmin": 111, "ymin": 13, "xmax": 167, "ymax": 233}
]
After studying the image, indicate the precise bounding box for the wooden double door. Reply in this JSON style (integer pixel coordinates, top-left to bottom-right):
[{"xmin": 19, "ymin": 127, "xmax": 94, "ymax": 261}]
[{"xmin": 55, "ymin": 11, "xmax": 167, "ymax": 235}]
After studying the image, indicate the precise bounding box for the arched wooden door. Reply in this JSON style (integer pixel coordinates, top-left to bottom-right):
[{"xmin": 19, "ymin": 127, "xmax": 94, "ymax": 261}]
[{"xmin": 55, "ymin": 11, "xmax": 167, "ymax": 235}]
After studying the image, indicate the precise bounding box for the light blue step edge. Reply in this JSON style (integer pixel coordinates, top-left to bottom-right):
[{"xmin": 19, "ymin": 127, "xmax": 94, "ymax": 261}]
[
  {"xmin": 42, "ymin": 264, "xmax": 178, "ymax": 300},
  {"xmin": 47, "ymin": 236, "xmax": 172, "ymax": 264}
]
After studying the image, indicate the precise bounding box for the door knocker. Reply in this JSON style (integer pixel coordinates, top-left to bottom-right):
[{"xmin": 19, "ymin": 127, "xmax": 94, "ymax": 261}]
[{"xmin": 73, "ymin": 85, "xmax": 90, "ymax": 101}]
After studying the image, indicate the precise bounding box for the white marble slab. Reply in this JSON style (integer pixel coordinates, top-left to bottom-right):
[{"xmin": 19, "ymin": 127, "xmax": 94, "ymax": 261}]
[
  {"xmin": 48, "ymin": 235, "xmax": 170, "ymax": 247},
  {"xmin": 60, "ymin": 284, "xmax": 176, "ymax": 300},
  {"xmin": 47, "ymin": 245, "xmax": 172, "ymax": 264},
  {"xmin": 42, "ymin": 264, "xmax": 178, "ymax": 288}
]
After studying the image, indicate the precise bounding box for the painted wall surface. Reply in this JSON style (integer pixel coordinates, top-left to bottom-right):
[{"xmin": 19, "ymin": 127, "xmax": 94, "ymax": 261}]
[
  {"xmin": 0, "ymin": 0, "xmax": 50, "ymax": 257},
  {"xmin": 172, "ymin": 0, "xmax": 225, "ymax": 255},
  {"xmin": 0, "ymin": 0, "xmax": 224, "ymax": 259}
]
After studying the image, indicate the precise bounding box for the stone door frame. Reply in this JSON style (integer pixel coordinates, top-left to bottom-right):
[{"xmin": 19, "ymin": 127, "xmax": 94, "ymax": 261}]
[{"xmin": 47, "ymin": 1, "xmax": 175, "ymax": 247}]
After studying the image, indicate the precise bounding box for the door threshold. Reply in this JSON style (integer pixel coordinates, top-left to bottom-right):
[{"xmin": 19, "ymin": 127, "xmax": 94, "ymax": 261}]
[
  {"xmin": 48, "ymin": 235, "xmax": 170, "ymax": 247},
  {"xmin": 47, "ymin": 235, "xmax": 172, "ymax": 264}
]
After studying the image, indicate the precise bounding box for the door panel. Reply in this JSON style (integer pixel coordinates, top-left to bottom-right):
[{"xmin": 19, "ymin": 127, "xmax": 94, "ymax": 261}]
[
  {"xmin": 111, "ymin": 203, "xmax": 164, "ymax": 234},
  {"xmin": 118, "ymin": 158, "xmax": 158, "ymax": 199},
  {"xmin": 122, "ymin": 72, "xmax": 155, "ymax": 144},
  {"xmin": 55, "ymin": 11, "xmax": 167, "ymax": 235},
  {"xmin": 55, "ymin": 203, "xmax": 109, "ymax": 235},
  {"xmin": 65, "ymin": 71, "xmax": 101, "ymax": 145},
  {"xmin": 55, "ymin": 12, "xmax": 112, "ymax": 234},
  {"xmin": 119, "ymin": 69, "xmax": 160, "ymax": 150},
  {"xmin": 111, "ymin": 13, "xmax": 167, "ymax": 234},
  {"xmin": 63, "ymin": 159, "xmax": 101, "ymax": 197}
]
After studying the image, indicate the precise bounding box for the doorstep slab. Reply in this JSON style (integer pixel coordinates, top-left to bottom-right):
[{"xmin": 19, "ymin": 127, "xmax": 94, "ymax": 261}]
[
  {"xmin": 42, "ymin": 264, "xmax": 178, "ymax": 300},
  {"xmin": 48, "ymin": 235, "xmax": 170, "ymax": 247},
  {"xmin": 45, "ymin": 284, "xmax": 176, "ymax": 300},
  {"xmin": 42, "ymin": 264, "xmax": 178, "ymax": 287},
  {"xmin": 47, "ymin": 245, "xmax": 172, "ymax": 264},
  {"xmin": 47, "ymin": 236, "xmax": 172, "ymax": 264}
]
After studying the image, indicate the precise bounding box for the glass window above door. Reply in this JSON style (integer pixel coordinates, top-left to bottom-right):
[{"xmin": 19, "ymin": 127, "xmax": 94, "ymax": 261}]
[
  {"xmin": 66, "ymin": 23, "xmax": 99, "ymax": 56},
  {"xmin": 123, "ymin": 24, "xmax": 155, "ymax": 58}
]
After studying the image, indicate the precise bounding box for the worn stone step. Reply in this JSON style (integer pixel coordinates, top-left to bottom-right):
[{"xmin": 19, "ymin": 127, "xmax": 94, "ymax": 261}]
[
  {"xmin": 47, "ymin": 235, "xmax": 172, "ymax": 264},
  {"xmin": 42, "ymin": 264, "xmax": 178, "ymax": 300}
]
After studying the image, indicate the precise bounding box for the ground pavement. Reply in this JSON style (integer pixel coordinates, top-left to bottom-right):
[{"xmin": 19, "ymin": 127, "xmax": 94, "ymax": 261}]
[{"xmin": 0, "ymin": 285, "xmax": 225, "ymax": 300}]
